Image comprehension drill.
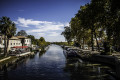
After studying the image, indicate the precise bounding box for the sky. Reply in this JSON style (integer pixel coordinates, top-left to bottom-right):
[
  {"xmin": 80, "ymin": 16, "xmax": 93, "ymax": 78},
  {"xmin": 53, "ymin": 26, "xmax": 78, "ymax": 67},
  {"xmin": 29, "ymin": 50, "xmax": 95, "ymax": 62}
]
[{"xmin": 0, "ymin": 0, "xmax": 90, "ymax": 42}]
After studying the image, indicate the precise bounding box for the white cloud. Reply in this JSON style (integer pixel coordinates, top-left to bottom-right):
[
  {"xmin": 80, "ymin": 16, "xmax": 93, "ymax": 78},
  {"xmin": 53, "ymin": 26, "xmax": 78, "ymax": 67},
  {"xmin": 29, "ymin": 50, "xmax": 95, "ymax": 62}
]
[
  {"xmin": 37, "ymin": 33, "xmax": 45, "ymax": 36},
  {"xmin": 15, "ymin": 17, "xmax": 69, "ymax": 41},
  {"xmin": 15, "ymin": 17, "xmax": 52, "ymax": 27},
  {"xmin": 48, "ymin": 32, "xmax": 59, "ymax": 36}
]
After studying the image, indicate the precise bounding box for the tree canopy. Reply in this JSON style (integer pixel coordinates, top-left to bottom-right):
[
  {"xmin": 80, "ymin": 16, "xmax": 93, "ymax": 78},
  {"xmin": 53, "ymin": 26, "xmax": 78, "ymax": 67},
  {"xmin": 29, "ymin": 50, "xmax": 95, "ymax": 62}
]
[
  {"xmin": 61, "ymin": 26, "xmax": 72, "ymax": 45},
  {"xmin": 16, "ymin": 30, "xmax": 28, "ymax": 37},
  {"xmin": 61, "ymin": 0, "xmax": 120, "ymax": 53},
  {"xmin": 0, "ymin": 16, "xmax": 16, "ymax": 56}
]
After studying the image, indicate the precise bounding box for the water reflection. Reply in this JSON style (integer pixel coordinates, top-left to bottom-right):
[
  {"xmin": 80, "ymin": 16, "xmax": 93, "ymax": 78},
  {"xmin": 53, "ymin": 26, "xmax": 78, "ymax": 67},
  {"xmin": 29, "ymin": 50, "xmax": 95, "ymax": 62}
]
[
  {"xmin": 64, "ymin": 58, "xmax": 115, "ymax": 80},
  {"xmin": 0, "ymin": 65, "xmax": 8, "ymax": 80},
  {"xmin": 39, "ymin": 46, "xmax": 50, "ymax": 57},
  {"xmin": 0, "ymin": 45, "xmax": 116, "ymax": 80}
]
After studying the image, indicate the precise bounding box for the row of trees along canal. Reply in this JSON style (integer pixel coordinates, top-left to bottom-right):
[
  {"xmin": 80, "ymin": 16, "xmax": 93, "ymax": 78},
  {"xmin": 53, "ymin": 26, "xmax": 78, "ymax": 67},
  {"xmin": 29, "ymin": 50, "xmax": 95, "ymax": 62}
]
[
  {"xmin": 61, "ymin": 0, "xmax": 120, "ymax": 55},
  {"xmin": 0, "ymin": 16, "xmax": 50, "ymax": 57}
]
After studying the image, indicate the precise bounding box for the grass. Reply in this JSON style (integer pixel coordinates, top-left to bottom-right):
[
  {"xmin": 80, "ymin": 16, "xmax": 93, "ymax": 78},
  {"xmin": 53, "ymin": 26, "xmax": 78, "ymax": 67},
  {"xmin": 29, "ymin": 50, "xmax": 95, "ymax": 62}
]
[
  {"xmin": 0, "ymin": 56, "xmax": 17, "ymax": 66},
  {"xmin": 0, "ymin": 55, "xmax": 8, "ymax": 60}
]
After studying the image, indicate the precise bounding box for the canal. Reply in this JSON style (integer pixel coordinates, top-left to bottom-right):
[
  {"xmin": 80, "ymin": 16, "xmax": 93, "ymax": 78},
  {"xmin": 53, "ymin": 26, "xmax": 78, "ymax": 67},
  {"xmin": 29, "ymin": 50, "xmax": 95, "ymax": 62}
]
[{"xmin": 0, "ymin": 45, "xmax": 116, "ymax": 80}]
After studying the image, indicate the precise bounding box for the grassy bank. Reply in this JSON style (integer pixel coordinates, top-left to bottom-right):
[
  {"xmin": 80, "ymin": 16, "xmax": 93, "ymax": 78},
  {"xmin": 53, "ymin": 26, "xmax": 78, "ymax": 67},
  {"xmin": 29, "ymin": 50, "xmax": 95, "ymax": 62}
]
[{"xmin": 0, "ymin": 56, "xmax": 17, "ymax": 66}]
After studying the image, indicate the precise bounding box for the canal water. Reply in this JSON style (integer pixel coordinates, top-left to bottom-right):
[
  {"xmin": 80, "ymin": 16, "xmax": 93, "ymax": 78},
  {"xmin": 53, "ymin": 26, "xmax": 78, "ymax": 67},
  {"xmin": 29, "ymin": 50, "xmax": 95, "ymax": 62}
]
[{"xmin": 0, "ymin": 45, "xmax": 116, "ymax": 80}]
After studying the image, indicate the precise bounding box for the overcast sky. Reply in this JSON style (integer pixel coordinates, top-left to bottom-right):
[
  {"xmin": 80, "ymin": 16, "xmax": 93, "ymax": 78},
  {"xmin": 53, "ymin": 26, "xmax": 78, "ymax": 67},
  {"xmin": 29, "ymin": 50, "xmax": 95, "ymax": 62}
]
[{"xmin": 0, "ymin": 0, "xmax": 90, "ymax": 42}]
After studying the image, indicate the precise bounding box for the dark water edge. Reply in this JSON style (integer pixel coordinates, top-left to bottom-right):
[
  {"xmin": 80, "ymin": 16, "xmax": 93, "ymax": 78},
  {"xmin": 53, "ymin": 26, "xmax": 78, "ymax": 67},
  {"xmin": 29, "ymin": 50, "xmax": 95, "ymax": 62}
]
[{"xmin": 0, "ymin": 44, "xmax": 116, "ymax": 80}]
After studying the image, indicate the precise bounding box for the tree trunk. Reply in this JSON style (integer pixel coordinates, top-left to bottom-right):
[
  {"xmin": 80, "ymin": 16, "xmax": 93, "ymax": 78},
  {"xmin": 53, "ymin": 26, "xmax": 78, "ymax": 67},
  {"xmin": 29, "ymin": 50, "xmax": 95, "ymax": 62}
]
[
  {"xmin": 91, "ymin": 28, "xmax": 94, "ymax": 51},
  {"xmin": 22, "ymin": 43, "xmax": 23, "ymax": 49},
  {"xmin": 106, "ymin": 28, "xmax": 112, "ymax": 53},
  {"xmin": 83, "ymin": 37, "xmax": 85, "ymax": 49},
  {"xmin": 4, "ymin": 35, "xmax": 7, "ymax": 57},
  {"xmin": 94, "ymin": 31, "xmax": 100, "ymax": 51},
  {"xmin": 6, "ymin": 38, "xmax": 10, "ymax": 55}
]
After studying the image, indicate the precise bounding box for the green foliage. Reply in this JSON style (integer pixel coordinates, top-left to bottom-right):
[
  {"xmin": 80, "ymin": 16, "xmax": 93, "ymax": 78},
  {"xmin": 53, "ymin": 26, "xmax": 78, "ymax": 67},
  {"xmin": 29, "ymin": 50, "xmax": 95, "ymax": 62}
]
[
  {"xmin": 39, "ymin": 37, "xmax": 45, "ymax": 42},
  {"xmin": 28, "ymin": 35, "xmax": 50, "ymax": 47},
  {"xmin": 61, "ymin": 26, "xmax": 72, "ymax": 45},
  {"xmin": 38, "ymin": 37, "xmax": 46, "ymax": 47},
  {"xmin": 28, "ymin": 35, "xmax": 36, "ymax": 45},
  {"xmin": 35, "ymin": 37, "xmax": 50, "ymax": 47},
  {"xmin": 0, "ymin": 16, "xmax": 16, "ymax": 56},
  {"xmin": 61, "ymin": 0, "xmax": 120, "ymax": 53},
  {"xmin": 70, "ymin": 16, "xmax": 91, "ymax": 47},
  {"xmin": 53, "ymin": 42, "xmax": 73, "ymax": 46},
  {"xmin": 0, "ymin": 16, "xmax": 16, "ymax": 37}
]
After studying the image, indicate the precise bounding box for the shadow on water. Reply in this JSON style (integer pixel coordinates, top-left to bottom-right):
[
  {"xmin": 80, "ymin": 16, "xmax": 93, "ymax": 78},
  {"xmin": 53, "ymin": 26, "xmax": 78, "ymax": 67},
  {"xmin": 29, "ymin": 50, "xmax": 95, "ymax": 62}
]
[
  {"xmin": 0, "ymin": 65, "xmax": 8, "ymax": 80},
  {"xmin": 63, "ymin": 58, "xmax": 116, "ymax": 80}
]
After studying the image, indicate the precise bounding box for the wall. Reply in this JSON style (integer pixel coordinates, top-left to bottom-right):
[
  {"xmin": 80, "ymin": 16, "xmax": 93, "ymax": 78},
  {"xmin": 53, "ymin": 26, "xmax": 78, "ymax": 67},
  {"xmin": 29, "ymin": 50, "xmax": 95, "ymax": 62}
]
[{"xmin": 25, "ymin": 38, "xmax": 31, "ymax": 47}]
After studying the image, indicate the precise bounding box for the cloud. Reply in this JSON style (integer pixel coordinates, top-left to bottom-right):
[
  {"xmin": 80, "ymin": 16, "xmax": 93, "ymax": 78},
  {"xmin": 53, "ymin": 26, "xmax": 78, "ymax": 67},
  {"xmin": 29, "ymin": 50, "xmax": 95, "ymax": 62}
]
[
  {"xmin": 48, "ymin": 32, "xmax": 59, "ymax": 36},
  {"xmin": 15, "ymin": 17, "xmax": 69, "ymax": 41},
  {"xmin": 27, "ymin": 23, "xmax": 64, "ymax": 33},
  {"xmin": 15, "ymin": 17, "xmax": 52, "ymax": 27}
]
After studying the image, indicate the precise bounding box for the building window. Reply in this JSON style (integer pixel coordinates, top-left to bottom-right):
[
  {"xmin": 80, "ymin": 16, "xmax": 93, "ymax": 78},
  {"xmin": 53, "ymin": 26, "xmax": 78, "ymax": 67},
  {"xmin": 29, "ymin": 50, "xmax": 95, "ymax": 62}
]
[
  {"xmin": 11, "ymin": 43, "xmax": 12, "ymax": 45},
  {"xmin": 14, "ymin": 43, "xmax": 15, "ymax": 45}
]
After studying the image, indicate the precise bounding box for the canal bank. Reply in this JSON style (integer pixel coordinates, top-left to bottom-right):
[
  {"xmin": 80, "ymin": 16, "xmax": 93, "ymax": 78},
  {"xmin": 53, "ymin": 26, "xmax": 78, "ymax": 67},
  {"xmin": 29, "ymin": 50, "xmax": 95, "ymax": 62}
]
[
  {"xmin": 0, "ymin": 52, "xmax": 35, "ymax": 71},
  {"xmin": 0, "ymin": 45, "xmax": 116, "ymax": 80},
  {"xmin": 72, "ymin": 48, "xmax": 120, "ymax": 79},
  {"xmin": 62, "ymin": 45, "xmax": 120, "ymax": 79}
]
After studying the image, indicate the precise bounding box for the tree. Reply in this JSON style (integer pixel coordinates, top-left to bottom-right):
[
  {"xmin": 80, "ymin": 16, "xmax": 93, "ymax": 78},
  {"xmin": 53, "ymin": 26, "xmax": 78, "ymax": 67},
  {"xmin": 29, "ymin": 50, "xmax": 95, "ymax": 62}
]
[
  {"xmin": 6, "ymin": 23, "xmax": 16, "ymax": 52},
  {"xmin": 16, "ymin": 30, "xmax": 27, "ymax": 37},
  {"xmin": 38, "ymin": 37, "xmax": 46, "ymax": 47},
  {"xmin": 61, "ymin": 26, "xmax": 72, "ymax": 45},
  {"xmin": 0, "ymin": 16, "xmax": 16, "ymax": 56},
  {"xmin": 75, "ymin": 0, "xmax": 108, "ymax": 51},
  {"xmin": 61, "ymin": 0, "xmax": 120, "ymax": 53},
  {"xmin": 27, "ymin": 35, "xmax": 36, "ymax": 45},
  {"xmin": 76, "ymin": 4, "xmax": 95, "ymax": 51},
  {"xmin": 39, "ymin": 37, "xmax": 45, "ymax": 42},
  {"xmin": 70, "ymin": 16, "xmax": 91, "ymax": 48}
]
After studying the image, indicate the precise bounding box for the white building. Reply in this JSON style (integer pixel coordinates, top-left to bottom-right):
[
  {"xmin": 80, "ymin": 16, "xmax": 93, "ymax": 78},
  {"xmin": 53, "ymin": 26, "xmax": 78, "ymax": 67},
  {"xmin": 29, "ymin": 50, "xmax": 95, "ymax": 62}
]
[
  {"xmin": 25, "ymin": 38, "xmax": 31, "ymax": 47},
  {"xmin": 8, "ymin": 36, "xmax": 22, "ymax": 50},
  {"xmin": 0, "ymin": 34, "xmax": 4, "ymax": 49},
  {"xmin": 16, "ymin": 36, "xmax": 31, "ymax": 47},
  {"xmin": 0, "ymin": 35, "xmax": 32, "ymax": 51}
]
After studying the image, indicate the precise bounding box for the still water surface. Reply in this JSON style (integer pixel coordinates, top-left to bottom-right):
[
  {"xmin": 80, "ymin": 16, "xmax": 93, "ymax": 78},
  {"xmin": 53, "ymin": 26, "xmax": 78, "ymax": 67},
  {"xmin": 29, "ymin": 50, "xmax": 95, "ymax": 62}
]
[{"xmin": 0, "ymin": 45, "xmax": 115, "ymax": 80}]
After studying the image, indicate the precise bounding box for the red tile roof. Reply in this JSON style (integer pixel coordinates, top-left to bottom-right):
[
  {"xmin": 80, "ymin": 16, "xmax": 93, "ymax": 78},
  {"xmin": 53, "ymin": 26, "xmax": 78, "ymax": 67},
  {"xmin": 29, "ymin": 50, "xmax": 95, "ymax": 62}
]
[{"xmin": 12, "ymin": 46, "xmax": 28, "ymax": 48}]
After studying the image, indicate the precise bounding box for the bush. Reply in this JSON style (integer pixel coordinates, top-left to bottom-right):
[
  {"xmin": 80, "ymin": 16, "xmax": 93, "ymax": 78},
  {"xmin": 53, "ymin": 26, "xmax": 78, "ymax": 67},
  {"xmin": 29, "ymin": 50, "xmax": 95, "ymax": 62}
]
[{"xmin": 100, "ymin": 51, "xmax": 112, "ymax": 55}]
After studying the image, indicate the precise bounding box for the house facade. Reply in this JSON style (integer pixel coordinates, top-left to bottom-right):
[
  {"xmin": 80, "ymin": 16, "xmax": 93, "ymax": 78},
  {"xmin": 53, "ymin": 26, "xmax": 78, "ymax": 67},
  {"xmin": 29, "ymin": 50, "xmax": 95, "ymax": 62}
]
[
  {"xmin": 16, "ymin": 36, "xmax": 31, "ymax": 47},
  {"xmin": 0, "ymin": 34, "xmax": 4, "ymax": 49},
  {"xmin": 25, "ymin": 38, "xmax": 31, "ymax": 47},
  {"xmin": 8, "ymin": 36, "xmax": 22, "ymax": 50},
  {"xmin": 0, "ymin": 35, "xmax": 32, "ymax": 51}
]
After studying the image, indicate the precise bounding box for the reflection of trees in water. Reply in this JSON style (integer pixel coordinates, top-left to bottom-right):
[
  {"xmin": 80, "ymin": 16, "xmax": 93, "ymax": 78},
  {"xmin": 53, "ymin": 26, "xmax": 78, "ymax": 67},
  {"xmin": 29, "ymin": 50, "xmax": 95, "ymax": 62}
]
[
  {"xmin": 29, "ymin": 54, "xmax": 35, "ymax": 59},
  {"xmin": 0, "ymin": 65, "xmax": 8, "ymax": 80},
  {"xmin": 39, "ymin": 47, "xmax": 46, "ymax": 57},
  {"xmin": 63, "ymin": 58, "xmax": 90, "ymax": 80},
  {"xmin": 39, "ymin": 46, "xmax": 50, "ymax": 57},
  {"xmin": 63, "ymin": 58, "xmax": 111, "ymax": 80},
  {"xmin": 0, "ymin": 56, "xmax": 34, "ymax": 80}
]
